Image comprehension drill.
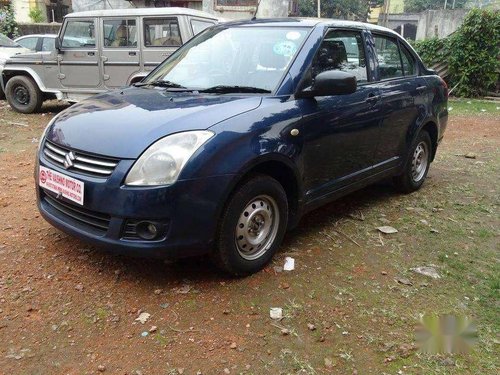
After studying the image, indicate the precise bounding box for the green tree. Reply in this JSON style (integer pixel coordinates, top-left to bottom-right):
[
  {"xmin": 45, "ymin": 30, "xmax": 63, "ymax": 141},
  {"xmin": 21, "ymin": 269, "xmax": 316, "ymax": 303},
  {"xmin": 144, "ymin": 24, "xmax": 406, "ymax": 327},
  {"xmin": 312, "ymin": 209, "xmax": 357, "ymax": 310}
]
[
  {"xmin": 298, "ymin": 0, "xmax": 380, "ymax": 21},
  {"xmin": 404, "ymin": 0, "xmax": 467, "ymax": 13},
  {"xmin": 0, "ymin": 3, "xmax": 18, "ymax": 39}
]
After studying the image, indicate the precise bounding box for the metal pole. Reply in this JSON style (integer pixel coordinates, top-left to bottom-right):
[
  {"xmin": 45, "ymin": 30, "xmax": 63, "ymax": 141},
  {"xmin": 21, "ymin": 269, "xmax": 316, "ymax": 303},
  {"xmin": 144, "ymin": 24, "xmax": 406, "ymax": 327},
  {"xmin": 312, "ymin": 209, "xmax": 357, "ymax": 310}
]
[
  {"xmin": 444, "ymin": 0, "xmax": 448, "ymax": 9},
  {"xmin": 317, "ymin": 0, "xmax": 321, "ymax": 18}
]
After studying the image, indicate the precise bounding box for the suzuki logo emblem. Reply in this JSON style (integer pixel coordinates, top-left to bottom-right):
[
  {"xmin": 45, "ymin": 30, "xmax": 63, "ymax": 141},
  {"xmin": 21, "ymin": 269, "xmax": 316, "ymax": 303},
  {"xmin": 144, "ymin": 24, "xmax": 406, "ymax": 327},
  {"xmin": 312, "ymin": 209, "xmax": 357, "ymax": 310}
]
[{"xmin": 63, "ymin": 151, "xmax": 76, "ymax": 169}]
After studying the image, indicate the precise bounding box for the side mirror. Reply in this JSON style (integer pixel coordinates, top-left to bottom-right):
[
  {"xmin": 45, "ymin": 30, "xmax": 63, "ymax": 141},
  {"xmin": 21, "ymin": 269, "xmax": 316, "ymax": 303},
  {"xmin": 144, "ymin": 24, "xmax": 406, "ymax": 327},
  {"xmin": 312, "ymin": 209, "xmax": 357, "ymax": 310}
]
[
  {"xmin": 297, "ymin": 70, "xmax": 357, "ymax": 98},
  {"xmin": 54, "ymin": 37, "xmax": 61, "ymax": 51}
]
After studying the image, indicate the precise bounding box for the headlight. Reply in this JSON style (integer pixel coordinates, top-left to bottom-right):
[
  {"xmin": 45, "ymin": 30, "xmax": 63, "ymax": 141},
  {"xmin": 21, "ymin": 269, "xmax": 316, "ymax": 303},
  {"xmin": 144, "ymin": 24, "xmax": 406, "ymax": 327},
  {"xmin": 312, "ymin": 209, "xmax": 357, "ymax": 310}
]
[
  {"xmin": 38, "ymin": 114, "xmax": 60, "ymax": 151},
  {"xmin": 125, "ymin": 130, "xmax": 214, "ymax": 186}
]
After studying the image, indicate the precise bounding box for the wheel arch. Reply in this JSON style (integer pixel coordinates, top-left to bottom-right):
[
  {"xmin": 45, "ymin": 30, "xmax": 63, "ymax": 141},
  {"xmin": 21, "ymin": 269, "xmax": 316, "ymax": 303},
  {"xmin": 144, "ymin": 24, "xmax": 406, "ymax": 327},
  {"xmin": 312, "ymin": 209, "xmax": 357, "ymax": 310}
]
[
  {"xmin": 219, "ymin": 154, "xmax": 303, "ymax": 230},
  {"xmin": 421, "ymin": 121, "xmax": 438, "ymax": 162},
  {"xmin": 2, "ymin": 67, "xmax": 63, "ymax": 99}
]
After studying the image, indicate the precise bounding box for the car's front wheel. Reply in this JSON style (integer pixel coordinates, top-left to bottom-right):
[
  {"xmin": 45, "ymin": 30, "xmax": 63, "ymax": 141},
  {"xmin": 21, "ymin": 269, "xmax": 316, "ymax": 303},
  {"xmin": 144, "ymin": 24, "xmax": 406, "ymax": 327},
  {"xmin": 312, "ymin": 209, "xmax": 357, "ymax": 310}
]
[
  {"xmin": 393, "ymin": 130, "xmax": 432, "ymax": 193},
  {"xmin": 213, "ymin": 174, "xmax": 288, "ymax": 276},
  {"xmin": 5, "ymin": 75, "xmax": 43, "ymax": 114}
]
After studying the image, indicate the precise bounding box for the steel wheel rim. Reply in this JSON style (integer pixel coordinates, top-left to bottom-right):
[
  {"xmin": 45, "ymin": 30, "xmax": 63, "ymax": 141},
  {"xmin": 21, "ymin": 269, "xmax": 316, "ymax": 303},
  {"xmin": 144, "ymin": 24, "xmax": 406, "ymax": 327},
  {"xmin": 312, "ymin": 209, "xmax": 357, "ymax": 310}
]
[
  {"xmin": 235, "ymin": 195, "xmax": 280, "ymax": 261},
  {"xmin": 411, "ymin": 141, "xmax": 429, "ymax": 183},
  {"xmin": 13, "ymin": 85, "xmax": 30, "ymax": 105}
]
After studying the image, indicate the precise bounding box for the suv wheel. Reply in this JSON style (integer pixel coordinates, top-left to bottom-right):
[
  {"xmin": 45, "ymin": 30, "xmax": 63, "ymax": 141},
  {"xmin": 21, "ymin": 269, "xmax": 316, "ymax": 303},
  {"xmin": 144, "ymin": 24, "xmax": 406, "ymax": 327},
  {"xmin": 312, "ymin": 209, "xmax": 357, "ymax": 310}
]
[
  {"xmin": 213, "ymin": 174, "xmax": 288, "ymax": 276},
  {"xmin": 5, "ymin": 76, "xmax": 43, "ymax": 114},
  {"xmin": 393, "ymin": 130, "xmax": 432, "ymax": 193}
]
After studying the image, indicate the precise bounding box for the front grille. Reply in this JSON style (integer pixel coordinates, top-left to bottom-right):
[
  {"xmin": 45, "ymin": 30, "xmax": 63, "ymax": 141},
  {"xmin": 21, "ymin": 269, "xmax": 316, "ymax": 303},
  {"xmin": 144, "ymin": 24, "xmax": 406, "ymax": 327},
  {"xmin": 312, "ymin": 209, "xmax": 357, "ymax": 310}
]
[
  {"xmin": 43, "ymin": 193, "xmax": 111, "ymax": 234},
  {"xmin": 43, "ymin": 140, "xmax": 119, "ymax": 177}
]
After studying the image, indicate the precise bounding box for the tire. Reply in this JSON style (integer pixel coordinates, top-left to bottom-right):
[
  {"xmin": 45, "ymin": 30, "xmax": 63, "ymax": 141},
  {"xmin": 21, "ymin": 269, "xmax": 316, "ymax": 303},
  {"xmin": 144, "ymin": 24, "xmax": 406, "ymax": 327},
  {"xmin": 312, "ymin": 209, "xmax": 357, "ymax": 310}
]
[
  {"xmin": 5, "ymin": 75, "xmax": 43, "ymax": 114},
  {"xmin": 212, "ymin": 174, "xmax": 288, "ymax": 276},
  {"xmin": 393, "ymin": 130, "xmax": 432, "ymax": 193}
]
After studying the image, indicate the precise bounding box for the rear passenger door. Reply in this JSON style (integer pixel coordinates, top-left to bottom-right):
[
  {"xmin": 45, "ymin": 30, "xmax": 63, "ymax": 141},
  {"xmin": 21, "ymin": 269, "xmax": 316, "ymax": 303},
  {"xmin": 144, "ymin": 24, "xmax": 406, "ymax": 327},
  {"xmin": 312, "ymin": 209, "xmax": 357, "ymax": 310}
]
[
  {"xmin": 101, "ymin": 18, "xmax": 140, "ymax": 88},
  {"xmin": 142, "ymin": 17, "xmax": 183, "ymax": 73},
  {"xmin": 372, "ymin": 33, "xmax": 426, "ymax": 168}
]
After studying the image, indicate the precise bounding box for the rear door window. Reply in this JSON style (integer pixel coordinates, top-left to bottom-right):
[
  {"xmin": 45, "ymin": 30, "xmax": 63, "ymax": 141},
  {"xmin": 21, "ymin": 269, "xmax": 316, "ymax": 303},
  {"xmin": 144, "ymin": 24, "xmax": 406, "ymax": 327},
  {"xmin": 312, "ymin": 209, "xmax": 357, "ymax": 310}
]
[
  {"xmin": 311, "ymin": 29, "xmax": 368, "ymax": 83},
  {"xmin": 103, "ymin": 19, "xmax": 137, "ymax": 48},
  {"xmin": 144, "ymin": 18, "xmax": 182, "ymax": 47},
  {"xmin": 373, "ymin": 34, "xmax": 403, "ymax": 80},
  {"xmin": 191, "ymin": 19, "xmax": 215, "ymax": 35},
  {"xmin": 400, "ymin": 45, "xmax": 416, "ymax": 76},
  {"xmin": 41, "ymin": 37, "xmax": 55, "ymax": 51}
]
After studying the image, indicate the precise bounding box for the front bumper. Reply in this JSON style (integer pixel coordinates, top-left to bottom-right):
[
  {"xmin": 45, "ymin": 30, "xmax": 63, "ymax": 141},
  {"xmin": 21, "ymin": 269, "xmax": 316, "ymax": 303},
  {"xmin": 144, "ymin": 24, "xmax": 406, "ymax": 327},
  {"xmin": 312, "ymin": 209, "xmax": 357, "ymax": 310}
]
[{"xmin": 36, "ymin": 152, "xmax": 235, "ymax": 258}]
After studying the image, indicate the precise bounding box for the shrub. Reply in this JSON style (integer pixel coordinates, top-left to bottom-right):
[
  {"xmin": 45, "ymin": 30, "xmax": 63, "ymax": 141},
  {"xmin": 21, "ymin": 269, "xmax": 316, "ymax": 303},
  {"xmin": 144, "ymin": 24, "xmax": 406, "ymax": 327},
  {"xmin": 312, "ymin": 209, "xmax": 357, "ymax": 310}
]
[
  {"xmin": 29, "ymin": 7, "xmax": 45, "ymax": 23},
  {"xmin": 0, "ymin": 3, "xmax": 18, "ymax": 38},
  {"xmin": 447, "ymin": 9, "xmax": 500, "ymax": 97}
]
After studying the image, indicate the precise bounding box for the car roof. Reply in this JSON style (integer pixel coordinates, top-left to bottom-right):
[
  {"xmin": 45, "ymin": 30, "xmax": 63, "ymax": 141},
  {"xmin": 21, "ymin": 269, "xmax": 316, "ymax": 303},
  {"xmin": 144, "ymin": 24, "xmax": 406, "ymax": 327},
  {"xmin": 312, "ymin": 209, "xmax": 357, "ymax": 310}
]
[
  {"xmin": 217, "ymin": 17, "xmax": 400, "ymax": 36},
  {"xmin": 66, "ymin": 7, "xmax": 218, "ymax": 20},
  {"xmin": 16, "ymin": 34, "xmax": 57, "ymax": 39}
]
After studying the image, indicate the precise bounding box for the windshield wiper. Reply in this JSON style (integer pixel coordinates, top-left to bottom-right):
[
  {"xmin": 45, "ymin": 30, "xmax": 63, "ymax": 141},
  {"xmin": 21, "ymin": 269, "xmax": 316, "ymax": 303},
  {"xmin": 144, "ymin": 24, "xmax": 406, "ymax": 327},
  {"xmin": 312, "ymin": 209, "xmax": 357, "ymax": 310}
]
[
  {"xmin": 199, "ymin": 85, "xmax": 271, "ymax": 94},
  {"xmin": 133, "ymin": 80, "xmax": 188, "ymax": 89}
]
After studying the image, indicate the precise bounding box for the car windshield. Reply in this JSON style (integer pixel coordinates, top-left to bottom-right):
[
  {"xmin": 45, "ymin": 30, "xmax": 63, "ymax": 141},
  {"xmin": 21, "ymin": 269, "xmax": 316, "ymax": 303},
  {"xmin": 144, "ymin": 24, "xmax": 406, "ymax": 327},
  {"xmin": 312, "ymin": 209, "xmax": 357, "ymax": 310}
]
[
  {"xmin": 145, "ymin": 26, "xmax": 310, "ymax": 93},
  {"xmin": 0, "ymin": 33, "xmax": 20, "ymax": 48}
]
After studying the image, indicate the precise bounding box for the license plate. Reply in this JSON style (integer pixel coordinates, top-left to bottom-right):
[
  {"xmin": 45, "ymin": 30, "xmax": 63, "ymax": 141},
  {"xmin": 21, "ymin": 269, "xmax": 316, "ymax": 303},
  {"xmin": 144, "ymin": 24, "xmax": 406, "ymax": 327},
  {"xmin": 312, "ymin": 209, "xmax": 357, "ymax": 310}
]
[{"xmin": 39, "ymin": 166, "xmax": 84, "ymax": 205}]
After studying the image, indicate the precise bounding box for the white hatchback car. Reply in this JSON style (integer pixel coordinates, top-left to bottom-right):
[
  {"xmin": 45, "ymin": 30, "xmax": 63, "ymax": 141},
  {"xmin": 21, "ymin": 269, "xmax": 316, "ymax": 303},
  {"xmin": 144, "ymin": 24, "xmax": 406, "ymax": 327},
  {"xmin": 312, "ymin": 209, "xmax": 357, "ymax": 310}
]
[{"xmin": 0, "ymin": 33, "xmax": 29, "ymax": 99}]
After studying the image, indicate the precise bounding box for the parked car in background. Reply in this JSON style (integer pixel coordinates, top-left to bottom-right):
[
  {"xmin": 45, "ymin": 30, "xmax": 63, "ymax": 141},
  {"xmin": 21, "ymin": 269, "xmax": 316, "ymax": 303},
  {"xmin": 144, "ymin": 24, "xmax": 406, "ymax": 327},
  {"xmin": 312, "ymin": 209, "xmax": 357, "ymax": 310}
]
[
  {"xmin": 0, "ymin": 34, "xmax": 29, "ymax": 99},
  {"xmin": 35, "ymin": 19, "xmax": 448, "ymax": 276},
  {"xmin": 15, "ymin": 34, "xmax": 57, "ymax": 52},
  {"xmin": 1, "ymin": 7, "xmax": 218, "ymax": 113}
]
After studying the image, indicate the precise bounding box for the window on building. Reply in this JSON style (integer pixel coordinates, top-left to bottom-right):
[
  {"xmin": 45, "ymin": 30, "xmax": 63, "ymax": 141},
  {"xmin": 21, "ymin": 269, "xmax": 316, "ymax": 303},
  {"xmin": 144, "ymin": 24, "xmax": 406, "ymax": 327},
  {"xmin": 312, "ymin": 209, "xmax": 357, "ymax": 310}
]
[
  {"xmin": 215, "ymin": 0, "xmax": 258, "ymax": 6},
  {"xmin": 61, "ymin": 19, "xmax": 96, "ymax": 48},
  {"xmin": 143, "ymin": 18, "xmax": 181, "ymax": 47},
  {"xmin": 103, "ymin": 19, "xmax": 137, "ymax": 48},
  {"xmin": 312, "ymin": 29, "xmax": 368, "ymax": 83},
  {"xmin": 373, "ymin": 35, "xmax": 403, "ymax": 80}
]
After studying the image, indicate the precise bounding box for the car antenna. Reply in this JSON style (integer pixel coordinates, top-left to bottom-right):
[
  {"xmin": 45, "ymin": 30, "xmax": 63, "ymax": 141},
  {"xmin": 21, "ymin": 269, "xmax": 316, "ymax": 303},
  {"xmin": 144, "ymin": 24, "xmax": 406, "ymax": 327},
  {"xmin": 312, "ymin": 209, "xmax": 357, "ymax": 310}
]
[{"xmin": 251, "ymin": 0, "xmax": 261, "ymax": 20}]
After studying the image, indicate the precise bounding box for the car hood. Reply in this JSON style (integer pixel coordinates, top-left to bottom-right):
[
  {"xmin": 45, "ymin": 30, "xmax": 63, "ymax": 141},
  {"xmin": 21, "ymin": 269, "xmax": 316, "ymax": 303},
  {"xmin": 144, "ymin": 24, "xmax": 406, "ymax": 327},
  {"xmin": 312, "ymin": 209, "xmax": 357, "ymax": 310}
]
[
  {"xmin": 46, "ymin": 87, "xmax": 262, "ymax": 159},
  {"xmin": 0, "ymin": 46, "xmax": 30, "ymax": 60}
]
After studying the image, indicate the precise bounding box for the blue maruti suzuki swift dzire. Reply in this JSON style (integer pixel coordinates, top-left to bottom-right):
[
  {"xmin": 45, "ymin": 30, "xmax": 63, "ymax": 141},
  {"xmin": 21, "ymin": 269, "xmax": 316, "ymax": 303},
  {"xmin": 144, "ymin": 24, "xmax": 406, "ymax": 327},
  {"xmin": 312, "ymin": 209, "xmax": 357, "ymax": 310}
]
[{"xmin": 36, "ymin": 18, "xmax": 448, "ymax": 275}]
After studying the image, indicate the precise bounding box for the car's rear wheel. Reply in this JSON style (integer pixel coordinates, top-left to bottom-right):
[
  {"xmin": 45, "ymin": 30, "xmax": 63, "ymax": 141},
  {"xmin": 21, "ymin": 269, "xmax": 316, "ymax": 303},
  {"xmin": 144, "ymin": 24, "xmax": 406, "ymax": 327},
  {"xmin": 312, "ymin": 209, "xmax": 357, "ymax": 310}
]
[
  {"xmin": 5, "ymin": 75, "xmax": 43, "ymax": 114},
  {"xmin": 393, "ymin": 130, "xmax": 432, "ymax": 193},
  {"xmin": 213, "ymin": 174, "xmax": 288, "ymax": 276}
]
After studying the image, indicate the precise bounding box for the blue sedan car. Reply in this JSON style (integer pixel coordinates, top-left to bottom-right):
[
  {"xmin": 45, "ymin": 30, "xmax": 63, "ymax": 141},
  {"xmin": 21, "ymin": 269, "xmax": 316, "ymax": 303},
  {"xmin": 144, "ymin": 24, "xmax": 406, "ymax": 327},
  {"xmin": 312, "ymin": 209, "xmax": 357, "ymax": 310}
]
[{"xmin": 36, "ymin": 19, "xmax": 448, "ymax": 275}]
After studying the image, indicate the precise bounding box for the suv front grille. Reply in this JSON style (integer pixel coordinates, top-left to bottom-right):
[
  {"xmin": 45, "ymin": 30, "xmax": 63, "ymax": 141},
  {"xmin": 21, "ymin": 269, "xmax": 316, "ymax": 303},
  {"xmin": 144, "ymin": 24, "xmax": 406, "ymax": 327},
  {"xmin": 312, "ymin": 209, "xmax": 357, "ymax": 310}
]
[
  {"xmin": 43, "ymin": 193, "xmax": 111, "ymax": 234},
  {"xmin": 43, "ymin": 140, "xmax": 119, "ymax": 177}
]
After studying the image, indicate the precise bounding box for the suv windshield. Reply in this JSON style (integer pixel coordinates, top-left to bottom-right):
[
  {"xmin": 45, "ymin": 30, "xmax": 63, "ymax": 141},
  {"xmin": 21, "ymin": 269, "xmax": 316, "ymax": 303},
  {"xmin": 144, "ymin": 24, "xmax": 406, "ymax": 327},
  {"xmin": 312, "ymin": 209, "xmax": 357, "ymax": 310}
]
[
  {"xmin": 145, "ymin": 26, "xmax": 310, "ymax": 93},
  {"xmin": 0, "ymin": 34, "xmax": 20, "ymax": 48}
]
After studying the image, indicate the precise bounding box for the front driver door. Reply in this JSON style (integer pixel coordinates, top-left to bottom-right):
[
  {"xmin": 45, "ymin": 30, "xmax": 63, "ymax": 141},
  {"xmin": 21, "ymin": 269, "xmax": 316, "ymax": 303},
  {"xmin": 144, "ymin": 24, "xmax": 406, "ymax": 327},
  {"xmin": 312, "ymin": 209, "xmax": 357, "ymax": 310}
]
[
  {"xmin": 58, "ymin": 18, "xmax": 101, "ymax": 89},
  {"xmin": 298, "ymin": 29, "xmax": 383, "ymax": 201}
]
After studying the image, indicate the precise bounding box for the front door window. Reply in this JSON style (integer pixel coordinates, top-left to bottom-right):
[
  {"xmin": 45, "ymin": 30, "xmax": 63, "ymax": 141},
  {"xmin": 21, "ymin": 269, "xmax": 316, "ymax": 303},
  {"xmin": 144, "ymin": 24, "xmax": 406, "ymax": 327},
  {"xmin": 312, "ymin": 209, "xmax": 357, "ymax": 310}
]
[
  {"xmin": 311, "ymin": 29, "xmax": 368, "ymax": 83},
  {"xmin": 61, "ymin": 20, "xmax": 96, "ymax": 48}
]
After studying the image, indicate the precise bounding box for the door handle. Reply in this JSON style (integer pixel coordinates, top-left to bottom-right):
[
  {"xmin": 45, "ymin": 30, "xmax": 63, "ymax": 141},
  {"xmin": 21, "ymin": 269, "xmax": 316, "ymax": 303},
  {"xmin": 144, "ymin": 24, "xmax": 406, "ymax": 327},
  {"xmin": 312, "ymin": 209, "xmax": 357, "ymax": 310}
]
[
  {"xmin": 128, "ymin": 51, "xmax": 137, "ymax": 56},
  {"xmin": 366, "ymin": 93, "xmax": 380, "ymax": 104}
]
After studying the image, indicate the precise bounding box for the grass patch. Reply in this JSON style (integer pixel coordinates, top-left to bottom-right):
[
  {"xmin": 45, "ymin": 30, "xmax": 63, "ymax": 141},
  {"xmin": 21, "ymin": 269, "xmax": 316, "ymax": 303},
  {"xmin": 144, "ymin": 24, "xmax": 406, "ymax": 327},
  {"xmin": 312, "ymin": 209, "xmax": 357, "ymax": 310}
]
[{"xmin": 448, "ymin": 98, "xmax": 499, "ymax": 116}]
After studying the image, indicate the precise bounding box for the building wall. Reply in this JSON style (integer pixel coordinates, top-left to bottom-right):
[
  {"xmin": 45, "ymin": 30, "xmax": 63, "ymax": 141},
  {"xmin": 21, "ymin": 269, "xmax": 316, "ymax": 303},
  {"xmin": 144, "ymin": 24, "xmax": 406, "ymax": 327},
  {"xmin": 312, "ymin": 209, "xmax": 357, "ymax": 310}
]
[
  {"xmin": 202, "ymin": 0, "xmax": 290, "ymax": 20},
  {"xmin": 72, "ymin": 0, "xmax": 203, "ymax": 12},
  {"xmin": 12, "ymin": 0, "xmax": 72, "ymax": 23},
  {"xmin": 415, "ymin": 9, "xmax": 468, "ymax": 40}
]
